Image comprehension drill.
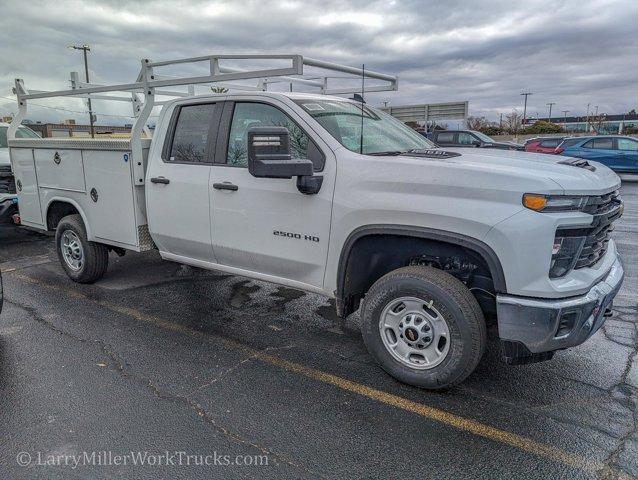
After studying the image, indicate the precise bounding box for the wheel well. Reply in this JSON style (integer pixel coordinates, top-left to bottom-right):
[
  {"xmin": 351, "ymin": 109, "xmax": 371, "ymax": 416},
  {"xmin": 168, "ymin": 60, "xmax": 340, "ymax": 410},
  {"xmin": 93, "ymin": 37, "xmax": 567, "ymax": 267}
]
[
  {"xmin": 46, "ymin": 201, "xmax": 79, "ymax": 231},
  {"xmin": 337, "ymin": 231, "xmax": 505, "ymax": 320}
]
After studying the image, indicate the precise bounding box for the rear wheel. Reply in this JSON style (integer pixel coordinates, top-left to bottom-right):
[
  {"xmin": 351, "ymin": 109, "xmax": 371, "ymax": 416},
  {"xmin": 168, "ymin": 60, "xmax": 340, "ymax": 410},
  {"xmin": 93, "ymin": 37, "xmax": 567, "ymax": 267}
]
[
  {"xmin": 55, "ymin": 214, "xmax": 109, "ymax": 283},
  {"xmin": 361, "ymin": 266, "xmax": 486, "ymax": 389}
]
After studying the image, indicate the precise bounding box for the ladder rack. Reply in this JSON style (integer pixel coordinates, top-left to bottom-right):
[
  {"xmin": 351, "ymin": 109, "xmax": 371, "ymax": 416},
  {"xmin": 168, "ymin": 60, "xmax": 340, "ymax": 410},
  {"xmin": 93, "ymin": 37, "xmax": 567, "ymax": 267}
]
[{"xmin": 9, "ymin": 54, "xmax": 398, "ymax": 185}]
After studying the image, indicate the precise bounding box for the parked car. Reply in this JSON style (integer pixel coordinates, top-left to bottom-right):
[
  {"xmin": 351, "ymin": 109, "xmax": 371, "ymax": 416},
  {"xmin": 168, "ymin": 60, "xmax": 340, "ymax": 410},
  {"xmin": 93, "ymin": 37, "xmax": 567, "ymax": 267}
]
[
  {"xmin": 524, "ymin": 136, "xmax": 566, "ymax": 154},
  {"xmin": 427, "ymin": 130, "xmax": 524, "ymax": 150},
  {"xmin": 0, "ymin": 122, "xmax": 39, "ymax": 223},
  {"xmin": 555, "ymin": 136, "xmax": 638, "ymax": 173}
]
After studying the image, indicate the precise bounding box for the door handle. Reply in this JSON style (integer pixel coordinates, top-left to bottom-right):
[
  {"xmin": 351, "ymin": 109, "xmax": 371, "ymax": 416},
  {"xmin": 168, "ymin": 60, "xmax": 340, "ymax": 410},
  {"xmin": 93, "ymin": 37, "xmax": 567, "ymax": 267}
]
[
  {"xmin": 213, "ymin": 182, "xmax": 239, "ymax": 191},
  {"xmin": 150, "ymin": 177, "xmax": 170, "ymax": 184}
]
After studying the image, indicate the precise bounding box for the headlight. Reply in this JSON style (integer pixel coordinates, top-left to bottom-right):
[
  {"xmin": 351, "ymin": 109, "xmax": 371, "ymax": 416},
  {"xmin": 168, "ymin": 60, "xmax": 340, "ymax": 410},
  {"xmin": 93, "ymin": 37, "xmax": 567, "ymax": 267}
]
[
  {"xmin": 523, "ymin": 194, "xmax": 589, "ymax": 212},
  {"xmin": 549, "ymin": 236, "xmax": 586, "ymax": 278}
]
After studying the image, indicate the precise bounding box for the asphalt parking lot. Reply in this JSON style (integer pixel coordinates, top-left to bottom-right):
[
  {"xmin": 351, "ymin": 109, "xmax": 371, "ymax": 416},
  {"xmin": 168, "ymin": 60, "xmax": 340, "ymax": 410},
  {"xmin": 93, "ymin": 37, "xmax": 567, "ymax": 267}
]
[{"xmin": 0, "ymin": 179, "xmax": 636, "ymax": 480}]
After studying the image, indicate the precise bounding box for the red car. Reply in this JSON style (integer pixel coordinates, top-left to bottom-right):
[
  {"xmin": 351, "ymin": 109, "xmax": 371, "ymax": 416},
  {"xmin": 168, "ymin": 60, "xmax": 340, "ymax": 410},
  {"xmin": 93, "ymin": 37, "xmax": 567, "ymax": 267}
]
[{"xmin": 524, "ymin": 137, "xmax": 566, "ymax": 154}]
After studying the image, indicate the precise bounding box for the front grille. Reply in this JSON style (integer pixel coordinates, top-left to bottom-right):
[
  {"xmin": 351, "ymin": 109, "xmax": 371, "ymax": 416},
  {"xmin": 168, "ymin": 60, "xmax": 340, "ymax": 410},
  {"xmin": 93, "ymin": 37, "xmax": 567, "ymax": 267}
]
[
  {"xmin": 0, "ymin": 165, "xmax": 16, "ymax": 194},
  {"xmin": 557, "ymin": 190, "xmax": 622, "ymax": 270}
]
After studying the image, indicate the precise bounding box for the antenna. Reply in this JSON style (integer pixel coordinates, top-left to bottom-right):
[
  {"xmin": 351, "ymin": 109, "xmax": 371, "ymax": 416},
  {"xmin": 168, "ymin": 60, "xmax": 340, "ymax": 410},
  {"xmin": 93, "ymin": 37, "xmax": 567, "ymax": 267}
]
[{"xmin": 359, "ymin": 64, "xmax": 365, "ymax": 154}]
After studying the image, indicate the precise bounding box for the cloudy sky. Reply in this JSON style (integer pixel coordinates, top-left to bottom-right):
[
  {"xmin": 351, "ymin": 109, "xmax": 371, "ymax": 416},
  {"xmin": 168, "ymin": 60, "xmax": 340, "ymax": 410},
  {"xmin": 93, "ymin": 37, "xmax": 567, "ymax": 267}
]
[{"xmin": 0, "ymin": 0, "xmax": 636, "ymax": 125}]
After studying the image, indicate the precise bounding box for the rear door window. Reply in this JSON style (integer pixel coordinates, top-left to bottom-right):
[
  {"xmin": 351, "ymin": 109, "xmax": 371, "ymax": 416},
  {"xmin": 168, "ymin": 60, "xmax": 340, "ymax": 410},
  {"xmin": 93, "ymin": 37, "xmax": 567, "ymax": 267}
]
[
  {"xmin": 435, "ymin": 132, "xmax": 455, "ymax": 144},
  {"xmin": 590, "ymin": 138, "xmax": 614, "ymax": 150},
  {"xmin": 166, "ymin": 103, "xmax": 218, "ymax": 163},
  {"xmin": 539, "ymin": 139, "xmax": 561, "ymax": 147}
]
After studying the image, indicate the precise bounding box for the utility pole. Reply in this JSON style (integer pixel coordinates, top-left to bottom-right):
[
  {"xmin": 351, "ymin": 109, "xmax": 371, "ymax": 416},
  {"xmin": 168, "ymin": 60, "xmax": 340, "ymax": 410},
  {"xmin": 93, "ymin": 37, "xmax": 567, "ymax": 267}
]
[
  {"xmin": 562, "ymin": 110, "xmax": 570, "ymax": 129},
  {"xmin": 546, "ymin": 102, "xmax": 556, "ymax": 122},
  {"xmin": 499, "ymin": 112, "xmax": 503, "ymax": 129},
  {"xmin": 68, "ymin": 44, "xmax": 95, "ymax": 138},
  {"xmin": 520, "ymin": 92, "xmax": 533, "ymax": 126},
  {"xmin": 585, "ymin": 102, "xmax": 590, "ymax": 133}
]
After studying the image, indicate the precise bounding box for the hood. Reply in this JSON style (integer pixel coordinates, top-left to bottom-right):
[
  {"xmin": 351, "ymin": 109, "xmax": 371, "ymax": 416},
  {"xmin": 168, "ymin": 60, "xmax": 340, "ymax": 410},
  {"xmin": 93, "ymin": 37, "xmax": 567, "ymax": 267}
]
[
  {"xmin": 442, "ymin": 148, "xmax": 621, "ymax": 194},
  {"xmin": 0, "ymin": 148, "xmax": 10, "ymax": 167},
  {"xmin": 414, "ymin": 147, "xmax": 621, "ymax": 195}
]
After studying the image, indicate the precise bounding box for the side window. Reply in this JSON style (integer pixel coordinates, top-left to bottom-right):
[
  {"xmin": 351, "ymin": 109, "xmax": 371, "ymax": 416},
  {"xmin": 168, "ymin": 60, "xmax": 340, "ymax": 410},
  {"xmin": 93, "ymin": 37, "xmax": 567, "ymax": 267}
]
[
  {"xmin": 457, "ymin": 132, "xmax": 476, "ymax": 145},
  {"xmin": 226, "ymin": 103, "xmax": 311, "ymax": 168},
  {"xmin": 592, "ymin": 138, "xmax": 613, "ymax": 150},
  {"xmin": 618, "ymin": 138, "xmax": 638, "ymax": 151},
  {"xmin": 540, "ymin": 139, "xmax": 560, "ymax": 147},
  {"xmin": 168, "ymin": 104, "xmax": 217, "ymax": 163},
  {"xmin": 435, "ymin": 132, "xmax": 455, "ymax": 143},
  {"xmin": 582, "ymin": 140, "xmax": 595, "ymax": 149}
]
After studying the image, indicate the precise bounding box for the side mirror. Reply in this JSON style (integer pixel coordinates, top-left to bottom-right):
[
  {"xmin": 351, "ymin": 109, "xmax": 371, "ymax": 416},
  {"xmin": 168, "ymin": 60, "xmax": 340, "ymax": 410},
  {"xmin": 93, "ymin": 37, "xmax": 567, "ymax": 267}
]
[
  {"xmin": 472, "ymin": 140, "xmax": 482, "ymax": 147},
  {"xmin": 247, "ymin": 127, "xmax": 313, "ymax": 179}
]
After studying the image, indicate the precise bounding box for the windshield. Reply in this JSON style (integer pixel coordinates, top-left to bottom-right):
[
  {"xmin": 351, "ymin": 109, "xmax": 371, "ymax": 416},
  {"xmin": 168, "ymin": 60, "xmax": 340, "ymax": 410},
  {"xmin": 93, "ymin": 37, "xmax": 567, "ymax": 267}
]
[
  {"xmin": 293, "ymin": 99, "xmax": 435, "ymax": 155},
  {"xmin": 472, "ymin": 131, "xmax": 494, "ymax": 143},
  {"xmin": 0, "ymin": 126, "xmax": 40, "ymax": 148}
]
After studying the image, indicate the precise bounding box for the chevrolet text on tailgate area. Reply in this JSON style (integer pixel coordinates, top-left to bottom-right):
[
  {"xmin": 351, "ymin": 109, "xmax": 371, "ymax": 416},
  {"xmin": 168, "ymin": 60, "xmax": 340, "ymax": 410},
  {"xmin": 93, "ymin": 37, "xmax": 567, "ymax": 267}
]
[{"xmin": 7, "ymin": 54, "xmax": 624, "ymax": 389}]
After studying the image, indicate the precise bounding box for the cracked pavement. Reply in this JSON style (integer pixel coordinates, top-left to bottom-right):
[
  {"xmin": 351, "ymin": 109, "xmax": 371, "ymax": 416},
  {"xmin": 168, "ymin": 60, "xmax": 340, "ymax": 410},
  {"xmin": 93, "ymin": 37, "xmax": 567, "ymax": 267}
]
[{"xmin": 0, "ymin": 177, "xmax": 637, "ymax": 479}]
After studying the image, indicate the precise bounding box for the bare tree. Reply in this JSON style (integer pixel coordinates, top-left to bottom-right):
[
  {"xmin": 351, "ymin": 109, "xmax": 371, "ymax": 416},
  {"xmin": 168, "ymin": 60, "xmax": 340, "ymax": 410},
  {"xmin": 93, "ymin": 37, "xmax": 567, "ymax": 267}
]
[
  {"xmin": 588, "ymin": 114, "xmax": 606, "ymax": 134},
  {"xmin": 465, "ymin": 116, "xmax": 490, "ymax": 131},
  {"xmin": 504, "ymin": 110, "xmax": 523, "ymax": 134}
]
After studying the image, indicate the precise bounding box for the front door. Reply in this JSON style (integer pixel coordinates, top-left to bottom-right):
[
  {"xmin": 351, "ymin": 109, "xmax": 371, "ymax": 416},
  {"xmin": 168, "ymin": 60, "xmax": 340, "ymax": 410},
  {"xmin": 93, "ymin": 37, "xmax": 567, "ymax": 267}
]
[
  {"xmin": 209, "ymin": 100, "xmax": 334, "ymax": 290},
  {"xmin": 146, "ymin": 102, "xmax": 220, "ymax": 262}
]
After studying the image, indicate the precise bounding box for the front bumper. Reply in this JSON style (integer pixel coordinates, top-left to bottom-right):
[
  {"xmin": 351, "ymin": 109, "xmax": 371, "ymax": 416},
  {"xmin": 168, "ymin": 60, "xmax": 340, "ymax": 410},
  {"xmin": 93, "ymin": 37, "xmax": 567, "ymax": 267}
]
[
  {"xmin": 0, "ymin": 197, "xmax": 18, "ymax": 224},
  {"xmin": 496, "ymin": 254, "xmax": 624, "ymax": 363}
]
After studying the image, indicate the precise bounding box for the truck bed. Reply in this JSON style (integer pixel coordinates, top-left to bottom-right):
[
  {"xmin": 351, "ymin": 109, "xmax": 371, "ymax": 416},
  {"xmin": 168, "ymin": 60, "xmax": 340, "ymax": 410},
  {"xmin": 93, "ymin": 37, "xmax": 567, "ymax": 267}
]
[{"xmin": 8, "ymin": 137, "xmax": 154, "ymax": 252}]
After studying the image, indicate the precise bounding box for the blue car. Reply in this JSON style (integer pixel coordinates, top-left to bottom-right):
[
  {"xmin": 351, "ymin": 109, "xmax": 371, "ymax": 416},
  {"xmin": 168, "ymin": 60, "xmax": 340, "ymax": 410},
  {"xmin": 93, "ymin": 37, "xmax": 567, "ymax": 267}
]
[{"xmin": 556, "ymin": 135, "xmax": 638, "ymax": 173}]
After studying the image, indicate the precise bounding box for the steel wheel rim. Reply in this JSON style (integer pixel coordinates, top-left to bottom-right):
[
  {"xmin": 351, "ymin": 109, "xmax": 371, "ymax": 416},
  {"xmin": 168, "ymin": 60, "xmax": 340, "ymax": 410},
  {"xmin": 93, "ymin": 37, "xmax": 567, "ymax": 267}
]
[
  {"xmin": 379, "ymin": 296, "xmax": 451, "ymax": 370},
  {"xmin": 61, "ymin": 230, "xmax": 84, "ymax": 272}
]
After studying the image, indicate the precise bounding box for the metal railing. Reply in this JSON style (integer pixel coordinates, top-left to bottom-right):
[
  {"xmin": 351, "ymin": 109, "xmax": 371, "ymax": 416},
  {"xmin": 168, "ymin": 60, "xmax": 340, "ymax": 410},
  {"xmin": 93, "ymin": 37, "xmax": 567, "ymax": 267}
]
[{"xmin": 9, "ymin": 54, "xmax": 398, "ymax": 185}]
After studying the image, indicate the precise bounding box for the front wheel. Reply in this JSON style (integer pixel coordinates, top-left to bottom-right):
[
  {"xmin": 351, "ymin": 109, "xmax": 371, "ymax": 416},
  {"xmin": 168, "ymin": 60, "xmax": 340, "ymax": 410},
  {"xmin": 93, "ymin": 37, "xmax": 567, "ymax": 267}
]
[
  {"xmin": 55, "ymin": 214, "xmax": 109, "ymax": 283},
  {"xmin": 361, "ymin": 266, "xmax": 486, "ymax": 389}
]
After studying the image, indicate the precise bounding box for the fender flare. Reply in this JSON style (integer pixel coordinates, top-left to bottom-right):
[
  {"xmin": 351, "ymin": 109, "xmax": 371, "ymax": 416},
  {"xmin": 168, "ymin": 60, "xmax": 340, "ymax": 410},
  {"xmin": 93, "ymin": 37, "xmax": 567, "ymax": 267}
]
[
  {"xmin": 336, "ymin": 224, "xmax": 507, "ymax": 300},
  {"xmin": 44, "ymin": 197, "xmax": 93, "ymax": 240}
]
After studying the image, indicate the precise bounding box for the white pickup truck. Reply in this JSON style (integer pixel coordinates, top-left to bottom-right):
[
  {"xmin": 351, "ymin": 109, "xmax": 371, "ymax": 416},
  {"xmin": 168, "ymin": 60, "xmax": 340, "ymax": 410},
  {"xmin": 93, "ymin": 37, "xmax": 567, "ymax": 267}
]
[{"xmin": 7, "ymin": 55, "xmax": 624, "ymax": 389}]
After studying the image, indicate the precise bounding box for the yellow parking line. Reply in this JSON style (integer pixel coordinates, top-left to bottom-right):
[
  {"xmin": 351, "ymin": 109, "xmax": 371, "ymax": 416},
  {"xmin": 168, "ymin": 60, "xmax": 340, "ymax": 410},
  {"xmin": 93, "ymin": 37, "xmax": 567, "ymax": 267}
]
[{"xmin": 9, "ymin": 272, "xmax": 629, "ymax": 478}]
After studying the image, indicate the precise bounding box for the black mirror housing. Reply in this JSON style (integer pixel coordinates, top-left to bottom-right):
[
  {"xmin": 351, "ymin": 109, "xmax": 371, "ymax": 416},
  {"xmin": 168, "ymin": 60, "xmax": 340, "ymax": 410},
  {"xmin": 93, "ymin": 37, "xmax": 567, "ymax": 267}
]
[{"xmin": 248, "ymin": 127, "xmax": 314, "ymax": 179}]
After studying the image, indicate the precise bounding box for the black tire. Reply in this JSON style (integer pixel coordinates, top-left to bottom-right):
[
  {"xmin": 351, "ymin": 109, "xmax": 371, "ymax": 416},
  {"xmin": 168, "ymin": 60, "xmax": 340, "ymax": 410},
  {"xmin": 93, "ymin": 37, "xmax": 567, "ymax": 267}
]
[
  {"xmin": 55, "ymin": 214, "xmax": 109, "ymax": 283},
  {"xmin": 361, "ymin": 266, "xmax": 486, "ymax": 389}
]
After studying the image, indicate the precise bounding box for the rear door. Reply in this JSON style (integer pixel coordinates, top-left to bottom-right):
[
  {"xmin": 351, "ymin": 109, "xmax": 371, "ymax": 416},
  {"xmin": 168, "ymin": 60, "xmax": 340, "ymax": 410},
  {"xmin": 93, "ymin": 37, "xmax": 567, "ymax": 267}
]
[
  {"xmin": 146, "ymin": 102, "xmax": 220, "ymax": 262},
  {"xmin": 209, "ymin": 99, "xmax": 335, "ymax": 289},
  {"xmin": 616, "ymin": 137, "xmax": 638, "ymax": 172}
]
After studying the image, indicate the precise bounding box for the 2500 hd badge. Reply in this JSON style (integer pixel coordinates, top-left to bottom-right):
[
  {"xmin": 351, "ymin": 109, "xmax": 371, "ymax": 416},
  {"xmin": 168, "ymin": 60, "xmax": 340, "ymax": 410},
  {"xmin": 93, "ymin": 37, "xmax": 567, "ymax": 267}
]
[{"xmin": 273, "ymin": 230, "xmax": 320, "ymax": 243}]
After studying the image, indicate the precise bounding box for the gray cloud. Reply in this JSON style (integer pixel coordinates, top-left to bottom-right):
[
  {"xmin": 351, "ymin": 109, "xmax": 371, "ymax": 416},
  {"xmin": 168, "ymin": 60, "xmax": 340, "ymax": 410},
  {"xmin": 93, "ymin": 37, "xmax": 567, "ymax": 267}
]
[{"xmin": 1, "ymin": 0, "xmax": 636, "ymax": 124}]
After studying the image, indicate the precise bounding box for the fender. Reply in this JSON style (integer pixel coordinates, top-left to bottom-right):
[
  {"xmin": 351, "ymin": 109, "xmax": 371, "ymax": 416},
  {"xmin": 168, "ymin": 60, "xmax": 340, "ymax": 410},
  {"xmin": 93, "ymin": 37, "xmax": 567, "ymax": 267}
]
[
  {"xmin": 336, "ymin": 224, "xmax": 507, "ymax": 315},
  {"xmin": 45, "ymin": 197, "xmax": 93, "ymax": 240}
]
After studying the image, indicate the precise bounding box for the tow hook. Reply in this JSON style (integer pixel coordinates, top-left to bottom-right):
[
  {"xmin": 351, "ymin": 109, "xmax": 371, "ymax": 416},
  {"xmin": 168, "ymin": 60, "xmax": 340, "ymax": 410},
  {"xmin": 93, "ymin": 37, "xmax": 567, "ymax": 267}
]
[{"xmin": 12, "ymin": 213, "xmax": 21, "ymax": 225}]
